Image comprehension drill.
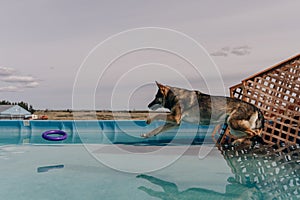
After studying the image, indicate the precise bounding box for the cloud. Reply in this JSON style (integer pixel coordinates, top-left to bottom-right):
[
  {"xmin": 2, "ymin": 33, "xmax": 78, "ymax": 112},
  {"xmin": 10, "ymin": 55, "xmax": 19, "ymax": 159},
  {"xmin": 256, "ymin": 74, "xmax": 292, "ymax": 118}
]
[
  {"xmin": 231, "ymin": 45, "xmax": 251, "ymax": 56},
  {"xmin": 210, "ymin": 45, "xmax": 252, "ymax": 57},
  {"xmin": 0, "ymin": 86, "xmax": 21, "ymax": 92},
  {"xmin": 2, "ymin": 75, "xmax": 37, "ymax": 83},
  {"xmin": 0, "ymin": 67, "xmax": 40, "ymax": 92},
  {"xmin": 210, "ymin": 46, "xmax": 230, "ymax": 57},
  {"xmin": 24, "ymin": 81, "xmax": 39, "ymax": 88},
  {"xmin": 0, "ymin": 66, "xmax": 16, "ymax": 76}
]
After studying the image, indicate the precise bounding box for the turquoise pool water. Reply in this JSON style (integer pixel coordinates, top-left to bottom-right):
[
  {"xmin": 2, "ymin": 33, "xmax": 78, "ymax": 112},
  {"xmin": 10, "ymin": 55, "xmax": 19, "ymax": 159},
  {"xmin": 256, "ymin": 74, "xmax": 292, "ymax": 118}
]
[
  {"xmin": 0, "ymin": 120, "xmax": 215, "ymax": 145},
  {"xmin": 0, "ymin": 120, "xmax": 299, "ymax": 199}
]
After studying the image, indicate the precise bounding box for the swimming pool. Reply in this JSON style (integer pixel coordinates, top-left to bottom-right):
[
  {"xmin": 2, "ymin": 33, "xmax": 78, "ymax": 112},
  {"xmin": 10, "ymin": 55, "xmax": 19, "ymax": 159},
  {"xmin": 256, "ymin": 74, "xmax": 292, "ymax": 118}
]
[{"xmin": 0, "ymin": 120, "xmax": 299, "ymax": 199}]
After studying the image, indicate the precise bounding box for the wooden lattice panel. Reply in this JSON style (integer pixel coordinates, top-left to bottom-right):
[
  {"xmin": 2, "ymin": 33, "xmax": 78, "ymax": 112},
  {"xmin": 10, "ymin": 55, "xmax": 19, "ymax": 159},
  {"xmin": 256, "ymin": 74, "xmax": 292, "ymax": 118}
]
[{"xmin": 221, "ymin": 54, "xmax": 300, "ymax": 145}]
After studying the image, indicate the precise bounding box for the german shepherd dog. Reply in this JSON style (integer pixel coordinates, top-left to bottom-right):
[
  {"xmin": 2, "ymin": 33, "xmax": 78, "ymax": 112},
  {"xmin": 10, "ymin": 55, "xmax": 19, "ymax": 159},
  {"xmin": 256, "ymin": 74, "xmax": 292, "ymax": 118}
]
[{"xmin": 141, "ymin": 82, "xmax": 265, "ymax": 145}]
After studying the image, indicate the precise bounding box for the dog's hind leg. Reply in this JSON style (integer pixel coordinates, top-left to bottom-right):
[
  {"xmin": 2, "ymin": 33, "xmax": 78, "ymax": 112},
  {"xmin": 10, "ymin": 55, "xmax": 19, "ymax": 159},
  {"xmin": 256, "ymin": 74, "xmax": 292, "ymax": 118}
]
[
  {"xmin": 141, "ymin": 123, "xmax": 179, "ymax": 138},
  {"xmin": 232, "ymin": 137, "xmax": 252, "ymax": 146},
  {"xmin": 211, "ymin": 124, "xmax": 221, "ymax": 143}
]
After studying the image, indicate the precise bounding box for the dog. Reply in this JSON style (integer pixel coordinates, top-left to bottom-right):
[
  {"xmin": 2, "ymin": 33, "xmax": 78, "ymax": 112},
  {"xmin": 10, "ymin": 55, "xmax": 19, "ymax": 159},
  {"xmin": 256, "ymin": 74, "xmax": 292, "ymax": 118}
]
[{"xmin": 141, "ymin": 82, "xmax": 265, "ymax": 145}]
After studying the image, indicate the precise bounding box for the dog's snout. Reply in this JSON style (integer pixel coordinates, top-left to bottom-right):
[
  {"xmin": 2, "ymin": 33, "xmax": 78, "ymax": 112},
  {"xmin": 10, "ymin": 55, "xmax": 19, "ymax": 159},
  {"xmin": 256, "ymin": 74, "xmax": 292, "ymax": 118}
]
[{"xmin": 148, "ymin": 100, "xmax": 155, "ymax": 108}]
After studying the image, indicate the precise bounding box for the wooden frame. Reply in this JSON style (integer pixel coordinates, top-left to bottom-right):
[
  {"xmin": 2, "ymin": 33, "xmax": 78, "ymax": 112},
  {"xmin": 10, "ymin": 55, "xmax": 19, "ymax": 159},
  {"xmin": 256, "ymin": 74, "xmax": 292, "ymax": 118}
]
[{"xmin": 219, "ymin": 54, "xmax": 300, "ymax": 145}]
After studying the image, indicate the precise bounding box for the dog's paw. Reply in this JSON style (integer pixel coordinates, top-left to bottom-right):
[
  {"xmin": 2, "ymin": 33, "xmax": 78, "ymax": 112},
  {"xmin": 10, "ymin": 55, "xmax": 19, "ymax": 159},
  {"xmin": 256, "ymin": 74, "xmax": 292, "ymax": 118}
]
[
  {"xmin": 231, "ymin": 139, "xmax": 242, "ymax": 146},
  {"xmin": 146, "ymin": 117, "xmax": 152, "ymax": 124},
  {"xmin": 141, "ymin": 133, "xmax": 149, "ymax": 138}
]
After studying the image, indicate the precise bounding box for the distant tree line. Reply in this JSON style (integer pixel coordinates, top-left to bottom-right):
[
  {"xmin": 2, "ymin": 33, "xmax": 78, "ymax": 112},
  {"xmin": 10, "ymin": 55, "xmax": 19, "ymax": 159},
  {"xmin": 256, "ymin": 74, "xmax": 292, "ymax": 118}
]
[{"xmin": 0, "ymin": 100, "xmax": 35, "ymax": 113}]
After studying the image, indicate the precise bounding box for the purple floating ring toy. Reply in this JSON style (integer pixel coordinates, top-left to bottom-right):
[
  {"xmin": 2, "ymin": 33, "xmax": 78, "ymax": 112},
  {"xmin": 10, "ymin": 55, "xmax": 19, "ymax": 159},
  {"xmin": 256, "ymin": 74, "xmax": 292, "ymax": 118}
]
[{"xmin": 42, "ymin": 130, "xmax": 68, "ymax": 141}]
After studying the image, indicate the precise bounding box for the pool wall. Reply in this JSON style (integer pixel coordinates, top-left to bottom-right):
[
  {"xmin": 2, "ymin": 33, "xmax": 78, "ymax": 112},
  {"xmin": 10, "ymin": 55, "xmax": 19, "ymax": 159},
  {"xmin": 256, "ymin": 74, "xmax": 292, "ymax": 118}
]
[{"xmin": 0, "ymin": 120, "xmax": 215, "ymax": 145}]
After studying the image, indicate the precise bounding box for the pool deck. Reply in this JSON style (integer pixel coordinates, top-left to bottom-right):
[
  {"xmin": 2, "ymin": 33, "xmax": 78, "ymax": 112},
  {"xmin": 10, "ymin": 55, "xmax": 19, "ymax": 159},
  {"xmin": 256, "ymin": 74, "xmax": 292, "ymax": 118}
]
[{"xmin": 33, "ymin": 110, "xmax": 152, "ymax": 120}]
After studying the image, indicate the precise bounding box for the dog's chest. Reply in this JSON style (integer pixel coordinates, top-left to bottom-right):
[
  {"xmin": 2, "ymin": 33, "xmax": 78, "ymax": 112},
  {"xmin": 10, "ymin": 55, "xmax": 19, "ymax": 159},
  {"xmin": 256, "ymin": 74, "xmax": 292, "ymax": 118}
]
[{"xmin": 180, "ymin": 107, "xmax": 200, "ymax": 123}]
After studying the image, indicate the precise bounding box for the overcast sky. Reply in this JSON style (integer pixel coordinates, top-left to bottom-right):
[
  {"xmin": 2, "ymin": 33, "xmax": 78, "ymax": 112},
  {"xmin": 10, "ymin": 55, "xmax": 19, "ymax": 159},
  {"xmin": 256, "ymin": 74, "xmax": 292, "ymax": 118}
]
[{"xmin": 0, "ymin": 0, "xmax": 299, "ymax": 110}]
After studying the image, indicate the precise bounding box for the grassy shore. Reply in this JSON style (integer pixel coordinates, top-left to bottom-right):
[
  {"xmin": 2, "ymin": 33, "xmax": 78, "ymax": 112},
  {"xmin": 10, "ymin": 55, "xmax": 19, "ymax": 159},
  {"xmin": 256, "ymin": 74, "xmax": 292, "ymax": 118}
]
[{"xmin": 33, "ymin": 110, "xmax": 158, "ymax": 120}]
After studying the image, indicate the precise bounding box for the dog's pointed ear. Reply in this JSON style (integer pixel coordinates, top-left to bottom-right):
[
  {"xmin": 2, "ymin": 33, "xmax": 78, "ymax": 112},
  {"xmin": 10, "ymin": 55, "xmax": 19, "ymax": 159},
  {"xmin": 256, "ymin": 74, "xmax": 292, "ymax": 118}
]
[
  {"xmin": 155, "ymin": 81, "xmax": 169, "ymax": 96},
  {"xmin": 155, "ymin": 81, "xmax": 163, "ymax": 88}
]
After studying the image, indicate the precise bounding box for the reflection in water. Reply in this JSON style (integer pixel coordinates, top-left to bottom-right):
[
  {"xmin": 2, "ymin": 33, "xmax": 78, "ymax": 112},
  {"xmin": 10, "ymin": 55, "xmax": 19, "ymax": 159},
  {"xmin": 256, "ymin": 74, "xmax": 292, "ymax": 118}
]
[
  {"xmin": 37, "ymin": 164, "xmax": 64, "ymax": 173},
  {"xmin": 220, "ymin": 144, "xmax": 300, "ymax": 200},
  {"xmin": 137, "ymin": 174, "xmax": 262, "ymax": 200},
  {"xmin": 137, "ymin": 144, "xmax": 300, "ymax": 200}
]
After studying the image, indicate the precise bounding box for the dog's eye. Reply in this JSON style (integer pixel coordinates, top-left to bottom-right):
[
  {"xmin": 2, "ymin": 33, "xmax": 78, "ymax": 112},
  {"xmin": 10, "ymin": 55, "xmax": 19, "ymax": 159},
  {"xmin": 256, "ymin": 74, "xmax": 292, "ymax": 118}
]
[{"xmin": 157, "ymin": 98, "xmax": 163, "ymax": 102}]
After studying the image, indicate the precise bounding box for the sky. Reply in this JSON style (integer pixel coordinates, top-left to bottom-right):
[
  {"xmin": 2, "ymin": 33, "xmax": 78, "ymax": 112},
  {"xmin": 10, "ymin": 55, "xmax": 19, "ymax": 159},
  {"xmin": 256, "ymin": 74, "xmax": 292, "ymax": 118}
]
[{"xmin": 0, "ymin": 0, "xmax": 299, "ymax": 110}]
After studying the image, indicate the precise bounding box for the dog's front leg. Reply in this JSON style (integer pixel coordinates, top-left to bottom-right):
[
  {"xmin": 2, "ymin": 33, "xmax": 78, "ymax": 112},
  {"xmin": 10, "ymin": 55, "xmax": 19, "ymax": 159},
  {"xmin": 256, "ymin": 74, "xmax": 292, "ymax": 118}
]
[
  {"xmin": 141, "ymin": 123, "xmax": 179, "ymax": 138},
  {"xmin": 146, "ymin": 113, "xmax": 166, "ymax": 124}
]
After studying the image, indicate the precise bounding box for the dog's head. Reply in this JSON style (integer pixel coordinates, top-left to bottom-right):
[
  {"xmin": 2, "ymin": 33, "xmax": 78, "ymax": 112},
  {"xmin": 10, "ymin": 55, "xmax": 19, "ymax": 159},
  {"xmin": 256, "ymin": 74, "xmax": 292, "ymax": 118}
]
[{"xmin": 148, "ymin": 81, "xmax": 170, "ymax": 110}]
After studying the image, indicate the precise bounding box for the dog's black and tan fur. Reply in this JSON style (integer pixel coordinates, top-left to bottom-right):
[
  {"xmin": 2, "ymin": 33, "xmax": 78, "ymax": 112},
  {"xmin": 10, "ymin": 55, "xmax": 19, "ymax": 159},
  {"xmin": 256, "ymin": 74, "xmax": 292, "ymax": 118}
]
[{"xmin": 141, "ymin": 82, "xmax": 264, "ymax": 145}]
